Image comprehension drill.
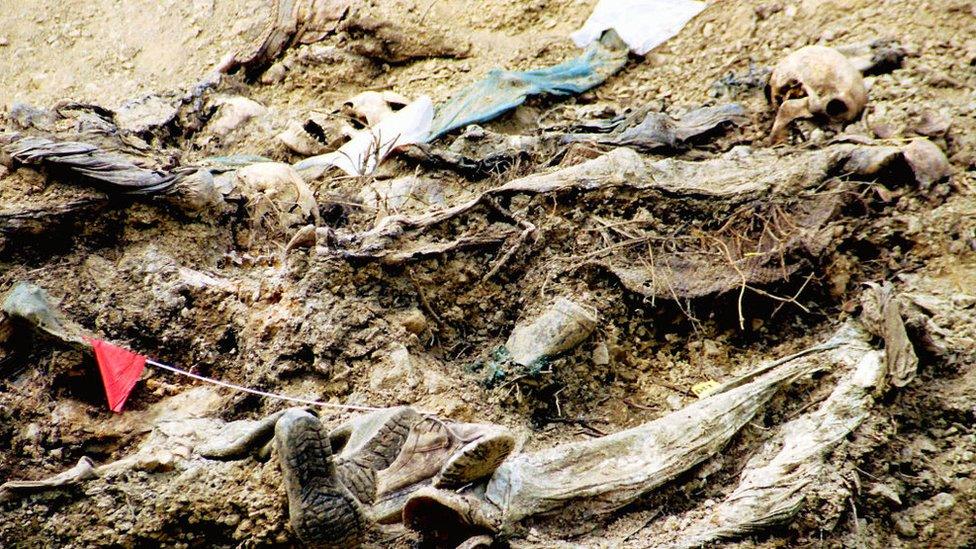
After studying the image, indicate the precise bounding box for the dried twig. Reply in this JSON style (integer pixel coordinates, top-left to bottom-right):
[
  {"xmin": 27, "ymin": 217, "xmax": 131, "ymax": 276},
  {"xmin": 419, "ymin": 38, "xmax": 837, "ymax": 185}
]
[{"xmin": 407, "ymin": 268, "xmax": 443, "ymax": 328}]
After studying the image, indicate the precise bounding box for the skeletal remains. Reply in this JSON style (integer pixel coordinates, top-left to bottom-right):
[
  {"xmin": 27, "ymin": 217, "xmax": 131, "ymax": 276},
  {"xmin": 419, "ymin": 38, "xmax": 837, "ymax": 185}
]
[
  {"xmin": 0, "ymin": 22, "xmax": 962, "ymax": 544},
  {"xmin": 1, "ymin": 278, "xmax": 946, "ymax": 548},
  {"xmin": 766, "ymin": 45, "xmax": 868, "ymax": 143}
]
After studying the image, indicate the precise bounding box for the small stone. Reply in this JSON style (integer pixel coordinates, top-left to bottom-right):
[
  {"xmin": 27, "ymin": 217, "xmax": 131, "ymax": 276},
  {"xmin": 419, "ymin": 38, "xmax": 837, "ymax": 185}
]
[
  {"xmin": 915, "ymin": 436, "xmax": 939, "ymax": 454},
  {"xmin": 868, "ymin": 482, "xmax": 902, "ymax": 506},
  {"xmin": 0, "ymin": 37, "xmax": 9, "ymax": 47},
  {"xmin": 702, "ymin": 339, "xmax": 721, "ymax": 358},
  {"xmin": 24, "ymin": 423, "xmax": 41, "ymax": 443},
  {"xmin": 894, "ymin": 515, "xmax": 917, "ymax": 538},
  {"xmin": 928, "ymin": 492, "xmax": 957, "ymax": 513},
  {"xmin": 911, "ymin": 110, "xmax": 951, "ymax": 137},
  {"xmin": 506, "ymin": 298, "xmax": 598, "ymax": 367},
  {"xmin": 723, "ymin": 145, "xmax": 752, "ymax": 160},
  {"xmin": 207, "ymin": 96, "xmax": 268, "ymax": 138},
  {"xmin": 755, "ymin": 3, "xmax": 783, "ymax": 20},
  {"xmin": 666, "ymin": 394, "xmax": 684, "ymax": 411},
  {"xmin": 259, "ymin": 62, "xmax": 287, "ymax": 85},
  {"xmin": 592, "ymin": 342, "xmax": 610, "ymax": 365},
  {"xmin": 870, "ymin": 121, "xmax": 896, "ymax": 139},
  {"xmin": 398, "ymin": 308, "xmax": 428, "ymax": 335},
  {"xmin": 370, "ymin": 344, "xmax": 418, "ymax": 391},
  {"xmin": 950, "ymin": 293, "xmax": 975, "ymax": 309},
  {"xmin": 903, "ymin": 138, "xmax": 951, "ymax": 188}
]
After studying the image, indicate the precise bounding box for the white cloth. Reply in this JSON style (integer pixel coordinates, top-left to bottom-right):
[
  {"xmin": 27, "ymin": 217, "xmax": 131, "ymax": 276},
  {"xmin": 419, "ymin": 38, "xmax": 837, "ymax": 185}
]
[
  {"xmin": 295, "ymin": 95, "xmax": 434, "ymax": 177},
  {"xmin": 571, "ymin": 0, "xmax": 707, "ymax": 55}
]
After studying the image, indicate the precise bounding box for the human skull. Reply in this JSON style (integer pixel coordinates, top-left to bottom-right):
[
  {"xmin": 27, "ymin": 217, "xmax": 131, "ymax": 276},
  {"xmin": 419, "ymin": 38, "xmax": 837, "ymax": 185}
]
[{"xmin": 766, "ymin": 45, "xmax": 867, "ymax": 143}]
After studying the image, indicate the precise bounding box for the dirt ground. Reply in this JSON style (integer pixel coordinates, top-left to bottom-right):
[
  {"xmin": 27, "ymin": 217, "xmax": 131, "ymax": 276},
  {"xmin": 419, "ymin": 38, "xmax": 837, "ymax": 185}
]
[{"xmin": 1, "ymin": 0, "xmax": 975, "ymax": 547}]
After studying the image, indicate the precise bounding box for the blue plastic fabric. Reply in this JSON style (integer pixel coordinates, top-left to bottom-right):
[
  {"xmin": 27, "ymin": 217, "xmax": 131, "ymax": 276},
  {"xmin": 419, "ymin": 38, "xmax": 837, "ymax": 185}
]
[{"xmin": 429, "ymin": 31, "xmax": 628, "ymax": 140}]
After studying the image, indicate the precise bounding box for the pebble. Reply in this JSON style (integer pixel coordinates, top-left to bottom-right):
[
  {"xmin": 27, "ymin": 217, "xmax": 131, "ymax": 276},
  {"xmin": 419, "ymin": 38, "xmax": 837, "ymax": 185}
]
[
  {"xmin": 950, "ymin": 293, "xmax": 975, "ymax": 309},
  {"xmin": 927, "ymin": 492, "xmax": 957, "ymax": 514},
  {"xmin": 702, "ymin": 339, "xmax": 721, "ymax": 358},
  {"xmin": 398, "ymin": 308, "xmax": 428, "ymax": 335},
  {"xmin": 666, "ymin": 394, "xmax": 684, "ymax": 411},
  {"xmin": 0, "ymin": 36, "xmax": 8, "ymax": 47},
  {"xmin": 868, "ymin": 482, "xmax": 902, "ymax": 506},
  {"xmin": 592, "ymin": 342, "xmax": 610, "ymax": 365},
  {"xmin": 894, "ymin": 515, "xmax": 917, "ymax": 538},
  {"xmin": 618, "ymin": 368, "xmax": 638, "ymax": 383},
  {"xmin": 259, "ymin": 62, "xmax": 287, "ymax": 85}
]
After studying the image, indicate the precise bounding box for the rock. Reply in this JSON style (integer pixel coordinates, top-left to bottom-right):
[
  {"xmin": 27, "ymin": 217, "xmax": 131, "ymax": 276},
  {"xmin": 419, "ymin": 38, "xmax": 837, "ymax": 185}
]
[
  {"xmin": 369, "ymin": 344, "xmax": 419, "ymax": 391},
  {"xmin": 136, "ymin": 451, "xmax": 176, "ymax": 473},
  {"xmin": 423, "ymin": 368, "xmax": 452, "ymax": 394},
  {"xmin": 114, "ymin": 93, "xmax": 184, "ymax": 135},
  {"xmin": 868, "ymin": 482, "xmax": 902, "ymax": 506},
  {"xmin": 666, "ymin": 394, "xmax": 684, "ymax": 411},
  {"xmin": 902, "ymin": 138, "xmax": 951, "ymax": 188},
  {"xmin": 894, "ymin": 516, "xmax": 917, "ymax": 538},
  {"xmin": 902, "ymin": 491, "xmax": 957, "ymax": 532},
  {"xmin": 24, "ymin": 423, "xmax": 42, "ymax": 444},
  {"xmin": 926, "ymin": 492, "xmax": 956, "ymax": 514},
  {"xmin": 870, "ymin": 120, "xmax": 896, "ymax": 139},
  {"xmin": 702, "ymin": 339, "xmax": 721, "ymax": 358},
  {"xmin": 397, "ymin": 308, "xmax": 428, "ymax": 335},
  {"xmin": 592, "ymin": 342, "xmax": 610, "ymax": 365},
  {"xmin": 259, "ymin": 62, "xmax": 287, "ymax": 85},
  {"xmin": 208, "ymin": 96, "xmax": 268, "ymax": 138},
  {"xmin": 910, "ymin": 110, "xmax": 951, "ymax": 137},
  {"xmin": 951, "ymin": 293, "xmax": 976, "ymax": 309},
  {"xmin": 913, "ymin": 436, "xmax": 939, "ymax": 455}
]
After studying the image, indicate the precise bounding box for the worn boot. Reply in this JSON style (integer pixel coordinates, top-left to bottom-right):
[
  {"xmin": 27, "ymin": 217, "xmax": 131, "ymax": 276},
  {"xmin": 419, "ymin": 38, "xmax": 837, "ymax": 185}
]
[
  {"xmin": 275, "ymin": 409, "xmax": 368, "ymax": 548},
  {"xmin": 402, "ymin": 486, "xmax": 502, "ymax": 547}
]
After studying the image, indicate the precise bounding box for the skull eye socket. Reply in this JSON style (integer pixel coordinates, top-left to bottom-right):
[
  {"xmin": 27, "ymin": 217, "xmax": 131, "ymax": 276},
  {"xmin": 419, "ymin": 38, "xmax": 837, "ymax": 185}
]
[{"xmin": 825, "ymin": 98, "xmax": 849, "ymax": 117}]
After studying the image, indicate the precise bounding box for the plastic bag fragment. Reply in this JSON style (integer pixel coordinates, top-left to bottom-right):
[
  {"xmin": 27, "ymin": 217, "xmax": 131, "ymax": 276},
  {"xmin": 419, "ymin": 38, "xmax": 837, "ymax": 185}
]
[
  {"xmin": 562, "ymin": 103, "xmax": 747, "ymax": 150},
  {"xmin": 1, "ymin": 282, "xmax": 86, "ymax": 345},
  {"xmin": 572, "ymin": 0, "xmax": 706, "ymax": 55}
]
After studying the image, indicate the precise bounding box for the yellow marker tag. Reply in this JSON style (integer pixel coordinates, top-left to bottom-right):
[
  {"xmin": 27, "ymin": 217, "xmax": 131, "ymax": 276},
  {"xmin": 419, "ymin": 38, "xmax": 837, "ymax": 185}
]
[{"xmin": 691, "ymin": 380, "xmax": 721, "ymax": 399}]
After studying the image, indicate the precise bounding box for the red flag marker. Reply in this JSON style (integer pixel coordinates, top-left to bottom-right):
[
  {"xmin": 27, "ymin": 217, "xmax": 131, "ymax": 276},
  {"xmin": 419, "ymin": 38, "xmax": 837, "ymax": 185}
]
[{"xmin": 88, "ymin": 338, "xmax": 146, "ymax": 413}]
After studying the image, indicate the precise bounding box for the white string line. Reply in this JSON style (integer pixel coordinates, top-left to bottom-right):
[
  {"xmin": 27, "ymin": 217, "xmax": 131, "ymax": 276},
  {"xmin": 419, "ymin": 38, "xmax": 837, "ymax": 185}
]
[{"xmin": 145, "ymin": 359, "xmax": 382, "ymax": 412}]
